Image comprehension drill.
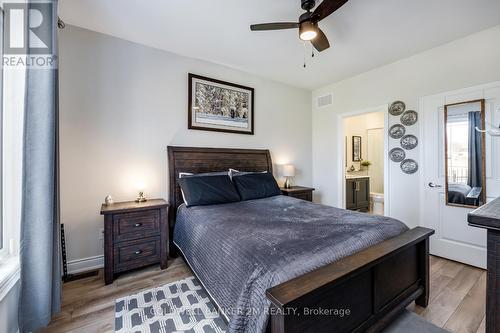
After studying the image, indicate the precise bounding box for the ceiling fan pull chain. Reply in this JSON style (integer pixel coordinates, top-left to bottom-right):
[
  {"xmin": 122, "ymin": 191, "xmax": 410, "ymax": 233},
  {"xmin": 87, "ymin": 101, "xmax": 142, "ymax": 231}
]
[
  {"xmin": 303, "ymin": 42, "xmax": 307, "ymax": 68},
  {"xmin": 311, "ymin": 44, "xmax": 315, "ymax": 58}
]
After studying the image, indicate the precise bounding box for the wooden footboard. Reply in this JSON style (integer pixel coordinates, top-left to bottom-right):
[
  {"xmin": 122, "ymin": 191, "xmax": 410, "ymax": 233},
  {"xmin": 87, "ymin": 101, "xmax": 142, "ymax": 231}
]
[{"xmin": 266, "ymin": 227, "xmax": 434, "ymax": 333}]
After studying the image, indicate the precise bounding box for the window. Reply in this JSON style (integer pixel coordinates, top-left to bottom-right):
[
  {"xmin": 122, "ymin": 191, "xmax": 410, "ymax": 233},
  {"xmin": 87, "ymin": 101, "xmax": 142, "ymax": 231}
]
[
  {"xmin": 0, "ymin": 4, "xmax": 21, "ymax": 292},
  {"xmin": 0, "ymin": 5, "xmax": 3, "ymax": 253},
  {"xmin": 447, "ymin": 119, "xmax": 469, "ymax": 184},
  {"xmin": 0, "ymin": 3, "xmax": 26, "ymax": 260}
]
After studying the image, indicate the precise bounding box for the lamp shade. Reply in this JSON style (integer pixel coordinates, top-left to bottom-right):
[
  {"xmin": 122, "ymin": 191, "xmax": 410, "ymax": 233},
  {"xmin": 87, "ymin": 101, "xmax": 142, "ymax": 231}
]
[{"xmin": 282, "ymin": 164, "xmax": 295, "ymax": 177}]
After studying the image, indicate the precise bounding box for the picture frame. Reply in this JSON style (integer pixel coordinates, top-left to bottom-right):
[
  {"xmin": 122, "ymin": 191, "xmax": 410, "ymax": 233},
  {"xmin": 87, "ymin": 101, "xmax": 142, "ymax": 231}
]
[
  {"xmin": 188, "ymin": 73, "xmax": 254, "ymax": 135},
  {"xmin": 352, "ymin": 136, "xmax": 362, "ymax": 162}
]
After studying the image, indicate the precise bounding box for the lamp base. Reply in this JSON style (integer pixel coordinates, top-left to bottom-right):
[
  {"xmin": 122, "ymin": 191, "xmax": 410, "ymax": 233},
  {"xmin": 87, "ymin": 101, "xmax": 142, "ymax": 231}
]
[{"xmin": 284, "ymin": 177, "xmax": 292, "ymax": 189}]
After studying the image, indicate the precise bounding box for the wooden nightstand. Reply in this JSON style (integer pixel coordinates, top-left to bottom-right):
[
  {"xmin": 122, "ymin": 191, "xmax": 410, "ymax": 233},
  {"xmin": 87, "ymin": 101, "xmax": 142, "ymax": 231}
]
[
  {"xmin": 100, "ymin": 199, "xmax": 169, "ymax": 284},
  {"xmin": 280, "ymin": 186, "xmax": 315, "ymax": 202}
]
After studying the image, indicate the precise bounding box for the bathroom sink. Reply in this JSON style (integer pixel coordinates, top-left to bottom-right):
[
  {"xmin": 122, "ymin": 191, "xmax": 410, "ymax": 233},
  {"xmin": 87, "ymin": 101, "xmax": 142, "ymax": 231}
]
[{"xmin": 345, "ymin": 175, "xmax": 370, "ymax": 179}]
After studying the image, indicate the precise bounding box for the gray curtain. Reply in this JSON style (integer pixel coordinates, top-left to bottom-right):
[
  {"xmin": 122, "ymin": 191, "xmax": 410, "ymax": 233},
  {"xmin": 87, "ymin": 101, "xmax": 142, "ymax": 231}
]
[
  {"xmin": 18, "ymin": 0, "xmax": 61, "ymax": 331},
  {"xmin": 467, "ymin": 111, "xmax": 483, "ymax": 188}
]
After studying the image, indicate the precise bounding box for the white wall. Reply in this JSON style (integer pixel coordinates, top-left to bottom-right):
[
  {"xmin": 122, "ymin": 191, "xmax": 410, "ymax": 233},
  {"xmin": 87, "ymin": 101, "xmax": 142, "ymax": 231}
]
[
  {"xmin": 59, "ymin": 26, "xmax": 312, "ymax": 265},
  {"xmin": 312, "ymin": 25, "xmax": 500, "ymax": 228},
  {"xmin": 344, "ymin": 111, "xmax": 384, "ymax": 173},
  {"xmin": 367, "ymin": 128, "xmax": 384, "ymax": 194}
]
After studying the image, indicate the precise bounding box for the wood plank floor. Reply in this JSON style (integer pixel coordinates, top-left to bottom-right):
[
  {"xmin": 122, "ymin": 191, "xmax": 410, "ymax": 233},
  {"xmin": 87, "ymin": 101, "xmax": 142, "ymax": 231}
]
[{"xmin": 45, "ymin": 255, "xmax": 486, "ymax": 333}]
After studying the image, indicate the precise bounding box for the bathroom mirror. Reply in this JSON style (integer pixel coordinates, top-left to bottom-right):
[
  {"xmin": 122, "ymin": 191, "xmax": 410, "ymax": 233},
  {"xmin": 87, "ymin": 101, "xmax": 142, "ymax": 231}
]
[
  {"xmin": 352, "ymin": 136, "xmax": 362, "ymax": 162},
  {"xmin": 444, "ymin": 99, "xmax": 486, "ymax": 208}
]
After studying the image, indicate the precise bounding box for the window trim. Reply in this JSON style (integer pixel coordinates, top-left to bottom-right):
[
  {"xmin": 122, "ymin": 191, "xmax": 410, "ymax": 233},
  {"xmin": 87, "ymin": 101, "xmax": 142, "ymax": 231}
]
[{"xmin": 0, "ymin": 5, "xmax": 20, "ymax": 300}]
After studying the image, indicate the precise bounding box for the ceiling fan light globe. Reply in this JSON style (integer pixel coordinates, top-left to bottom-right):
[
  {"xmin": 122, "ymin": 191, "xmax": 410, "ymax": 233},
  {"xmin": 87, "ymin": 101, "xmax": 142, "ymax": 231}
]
[
  {"xmin": 300, "ymin": 30, "xmax": 317, "ymax": 41},
  {"xmin": 299, "ymin": 21, "xmax": 318, "ymax": 41}
]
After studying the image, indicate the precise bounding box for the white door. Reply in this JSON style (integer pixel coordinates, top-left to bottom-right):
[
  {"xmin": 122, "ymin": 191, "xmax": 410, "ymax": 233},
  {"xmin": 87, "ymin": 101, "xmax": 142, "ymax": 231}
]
[{"xmin": 420, "ymin": 83, "xmax": 500, "ymax": 269}]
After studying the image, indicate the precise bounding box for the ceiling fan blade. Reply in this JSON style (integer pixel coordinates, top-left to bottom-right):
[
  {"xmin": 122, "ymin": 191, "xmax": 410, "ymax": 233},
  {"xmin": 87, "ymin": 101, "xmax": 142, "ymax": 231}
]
[
  {"xmin": 312, "ymin": 28, "xmax": 330, "ymax": 52},
  {"xmin": 313, "ymin": 0, "xmax": 349, "ymax": 22},
  {"xmin": 250, "ymin": 22, "xmax": 299, "ymax": 31}
]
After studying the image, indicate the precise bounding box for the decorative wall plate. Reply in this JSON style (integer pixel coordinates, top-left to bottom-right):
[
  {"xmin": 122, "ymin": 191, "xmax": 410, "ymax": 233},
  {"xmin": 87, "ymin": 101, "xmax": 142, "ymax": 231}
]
[
  {"xmin": 400, "ymin": 159, "xmax": 419, "ymax": 174},
  {"xmin": 401, "ymin": 110, "xmax": 418, "ymax": 126},
  {"xmin": 389, "ymin": 101, "xmax": 406, "ymax": 116},
  {"xmin": 389, "ymin": 124, "xmax": 406, "ymax": 139},
  {"xmin": 389, "ymin": 148, "xmax": 406, "ymax": 162},
  {"xmin": 400, "ymin": 134, "xmax": 418, "ymax": 150}
]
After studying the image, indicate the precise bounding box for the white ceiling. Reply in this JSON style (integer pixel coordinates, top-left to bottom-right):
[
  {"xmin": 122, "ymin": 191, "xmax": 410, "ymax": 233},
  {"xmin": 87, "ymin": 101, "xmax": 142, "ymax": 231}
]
[{"xmin": 59, "ymin": 0, "xmax": 500, "ymax": 90}]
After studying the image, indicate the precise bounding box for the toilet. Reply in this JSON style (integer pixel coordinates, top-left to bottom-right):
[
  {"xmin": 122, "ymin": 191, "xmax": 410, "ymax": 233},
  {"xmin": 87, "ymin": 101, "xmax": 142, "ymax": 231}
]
[{"xmin": 370, "ymin": 192, "xmax": 384, "ymax": 215}]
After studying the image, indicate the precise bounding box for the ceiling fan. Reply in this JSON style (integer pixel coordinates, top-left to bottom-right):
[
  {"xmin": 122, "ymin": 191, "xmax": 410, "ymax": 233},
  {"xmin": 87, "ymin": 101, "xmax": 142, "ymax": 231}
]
[{"xmin": 250, "ymin": 0, "xmax": 349, "ymax": 52}]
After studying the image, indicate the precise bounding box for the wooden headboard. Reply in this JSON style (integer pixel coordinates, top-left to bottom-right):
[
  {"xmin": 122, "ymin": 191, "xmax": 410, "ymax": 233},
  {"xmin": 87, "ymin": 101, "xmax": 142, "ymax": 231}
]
[{"xmin": 167, "ymin": 146, "xmax": 273, "ymax": 229}]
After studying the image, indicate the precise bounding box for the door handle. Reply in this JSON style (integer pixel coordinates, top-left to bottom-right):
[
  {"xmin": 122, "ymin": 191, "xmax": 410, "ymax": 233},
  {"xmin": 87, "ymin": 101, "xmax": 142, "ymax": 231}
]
[{"xmin": 428, "ymin": 182, "xmax": 442, "ymax": 188}]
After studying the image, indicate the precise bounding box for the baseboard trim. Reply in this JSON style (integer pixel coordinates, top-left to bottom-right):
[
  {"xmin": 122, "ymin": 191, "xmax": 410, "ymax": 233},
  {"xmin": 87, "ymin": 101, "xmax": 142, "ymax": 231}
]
[{"xmin": 67, "ymin": 255, "xmax": 103, "ymax": 274}]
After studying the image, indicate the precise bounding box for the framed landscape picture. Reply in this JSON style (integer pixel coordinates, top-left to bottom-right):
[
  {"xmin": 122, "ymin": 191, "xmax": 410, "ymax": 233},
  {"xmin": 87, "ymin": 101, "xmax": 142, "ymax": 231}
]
[{"xmin": 188, "ymin": 73, "xmax": 254, "ymax": 135}]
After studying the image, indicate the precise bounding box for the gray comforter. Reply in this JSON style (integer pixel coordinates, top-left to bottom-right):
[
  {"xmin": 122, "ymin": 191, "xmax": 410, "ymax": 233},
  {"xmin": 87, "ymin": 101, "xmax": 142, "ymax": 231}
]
[{"xmin": 173, "ymin": 195, "xmax": 408, "ymax": 333}]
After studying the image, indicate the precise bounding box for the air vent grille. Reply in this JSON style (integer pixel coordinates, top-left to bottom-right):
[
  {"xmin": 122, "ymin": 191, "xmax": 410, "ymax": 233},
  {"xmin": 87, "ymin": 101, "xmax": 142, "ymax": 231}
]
[{"xmin": 317, "ymin": 94, "xmax": 333, "ymax": 108}]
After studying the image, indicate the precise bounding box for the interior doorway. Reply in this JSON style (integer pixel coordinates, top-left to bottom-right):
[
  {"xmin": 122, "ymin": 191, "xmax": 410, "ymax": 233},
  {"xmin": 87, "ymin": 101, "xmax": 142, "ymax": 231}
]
[{"xmin": 337, "ymin": 105, "xmax": 389, "ymax": 216}]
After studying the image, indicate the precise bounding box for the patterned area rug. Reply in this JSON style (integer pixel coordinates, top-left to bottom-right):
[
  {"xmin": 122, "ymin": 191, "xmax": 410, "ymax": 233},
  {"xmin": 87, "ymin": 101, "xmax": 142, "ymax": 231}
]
[
  {"xmin": 115, "ymin": 276, "xmax": 227, "ymax": 333},
  {"xmin": 115, "ymin": 276, "xmax": 447, "ymax": 333}
]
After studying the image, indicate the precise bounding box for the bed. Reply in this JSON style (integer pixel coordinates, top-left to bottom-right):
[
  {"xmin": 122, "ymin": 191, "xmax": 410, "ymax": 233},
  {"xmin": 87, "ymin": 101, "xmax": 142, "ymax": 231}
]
[
  {"xmin": 167, "ymin": 146, "xmax": 434, "ymax": 333},
  {"xmin": 448, "ymin": 183, "xmax": 482, "ymax": 206},
  {"xmin": 448, "ymin": 183, "xmax": 472, "ymax": 205}
]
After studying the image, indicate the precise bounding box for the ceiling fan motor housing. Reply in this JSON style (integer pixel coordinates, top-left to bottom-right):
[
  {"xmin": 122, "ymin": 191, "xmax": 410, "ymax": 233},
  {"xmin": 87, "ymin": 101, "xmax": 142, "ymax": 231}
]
[
  {"xmin": 301, "ymin": 0, "xmax": 316, "ymax": 11},
  {"xmin": 299, "ymin": 11, "xmax": 313, "ymax": 23}
]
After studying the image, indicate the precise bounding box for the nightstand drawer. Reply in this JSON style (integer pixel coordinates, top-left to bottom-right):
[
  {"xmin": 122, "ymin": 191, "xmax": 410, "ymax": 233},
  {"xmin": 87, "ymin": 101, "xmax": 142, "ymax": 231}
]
[
  {"xmin": 291, "ymin": 192, "xmax": 312, "ymax": 201},
  {"xmin": 113, "ymin": 210, "xmax": 160, "ymax": 242},
  {"xmin": 280, "ymin": 186, "xmax": 315, "ymax": 202},
  {"xmin": 114, "ymin": 237, "xmax": 160, "ymax": 272}
]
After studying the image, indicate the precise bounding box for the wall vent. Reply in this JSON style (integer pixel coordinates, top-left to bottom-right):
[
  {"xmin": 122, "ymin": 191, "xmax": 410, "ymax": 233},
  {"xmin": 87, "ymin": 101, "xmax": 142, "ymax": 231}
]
[{"xmin": 317, "ymin": 94, "xmax": 333, "ymax": 108}]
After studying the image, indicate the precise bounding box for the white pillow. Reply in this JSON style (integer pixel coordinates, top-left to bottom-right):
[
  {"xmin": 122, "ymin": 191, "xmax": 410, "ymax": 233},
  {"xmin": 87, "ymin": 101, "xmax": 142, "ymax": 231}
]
[{"xmin": 178, "ymin": 173, "xmax": 193, "ymax": 204}]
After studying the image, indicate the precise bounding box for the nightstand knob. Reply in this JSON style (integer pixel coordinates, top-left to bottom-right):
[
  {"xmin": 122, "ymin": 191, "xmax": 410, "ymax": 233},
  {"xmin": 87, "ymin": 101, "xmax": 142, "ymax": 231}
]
[
  {"xmin": 134, "ymin": 223, "xmax": 142, "ymax": 227},
  {"xmin": 134, "ymin": 250, "xmax": 142, "ymax": 255}
]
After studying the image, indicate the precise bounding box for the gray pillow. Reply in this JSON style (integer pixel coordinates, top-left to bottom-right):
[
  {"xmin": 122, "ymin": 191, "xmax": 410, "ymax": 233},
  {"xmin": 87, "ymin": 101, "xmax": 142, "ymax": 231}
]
[{"xmin": 178, "ymin": 174, "xmax": 240, "ymax": 207}]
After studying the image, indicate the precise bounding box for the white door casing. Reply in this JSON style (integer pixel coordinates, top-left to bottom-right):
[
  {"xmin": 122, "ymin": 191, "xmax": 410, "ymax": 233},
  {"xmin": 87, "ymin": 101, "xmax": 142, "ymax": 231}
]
[
  {"xmin": 419, "ymin": 81, "xmax": 500, "ymax": 268},
  {"xmin": 336, "ymin": 105, "xmax": 390, "ymax": 216}
]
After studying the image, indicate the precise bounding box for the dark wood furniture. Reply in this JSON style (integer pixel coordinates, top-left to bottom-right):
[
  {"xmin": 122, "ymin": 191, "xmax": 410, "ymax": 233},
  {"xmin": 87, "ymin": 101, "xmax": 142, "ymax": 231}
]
[
  {"xmin": 100, "ymin": 199, "xmax": 169, "ymax": 285},
  {"xmin": 468, "ymin": 197, "xmax": 500, "ymax": 333},
  {"xmin": 281, "ymin": 186, "xmax": 315, "ymax": 202},
  {"xmin": 346, "ymin": 177, "xmax": 370, "ymax": 212},
  {"xmin": 167, "ymin": 146, "xmax": 434, "ymax": 333}
]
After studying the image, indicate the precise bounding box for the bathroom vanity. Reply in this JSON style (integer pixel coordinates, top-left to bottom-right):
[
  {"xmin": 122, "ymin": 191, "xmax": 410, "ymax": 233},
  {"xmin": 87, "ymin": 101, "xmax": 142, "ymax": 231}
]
[{"xmin": 346, "ymin": 176, "xmax": 370, "ymax": 212}]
